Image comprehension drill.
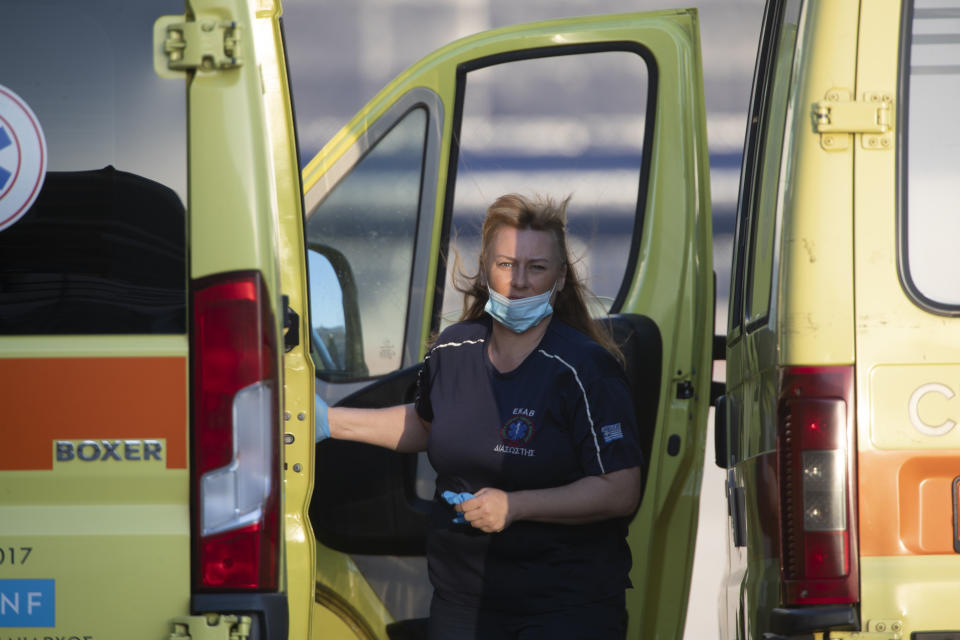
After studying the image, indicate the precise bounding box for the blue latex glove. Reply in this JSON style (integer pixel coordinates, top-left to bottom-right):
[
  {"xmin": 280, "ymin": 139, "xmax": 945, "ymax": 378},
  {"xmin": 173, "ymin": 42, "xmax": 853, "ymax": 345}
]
[
  {"xmin": 315, "ymin": 394, "xmax": 330, "ymax": 442},
  {"xmin": 441, "ymin": 490, "xmax": 475, "ymax": 524}
]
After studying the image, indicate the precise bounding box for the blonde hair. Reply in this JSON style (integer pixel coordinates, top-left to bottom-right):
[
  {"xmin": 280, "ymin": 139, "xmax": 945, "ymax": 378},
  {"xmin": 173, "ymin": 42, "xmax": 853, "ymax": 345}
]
[{"xmin": 453, "ymin": 193, "xmax": 623, "ymax": 364}]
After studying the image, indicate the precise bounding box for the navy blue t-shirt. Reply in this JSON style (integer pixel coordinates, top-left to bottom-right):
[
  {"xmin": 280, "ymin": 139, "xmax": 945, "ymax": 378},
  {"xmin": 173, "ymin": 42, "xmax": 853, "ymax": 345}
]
[{"xmin": 415, "ymin": 317, "xmax": 644, "ymax": 613}]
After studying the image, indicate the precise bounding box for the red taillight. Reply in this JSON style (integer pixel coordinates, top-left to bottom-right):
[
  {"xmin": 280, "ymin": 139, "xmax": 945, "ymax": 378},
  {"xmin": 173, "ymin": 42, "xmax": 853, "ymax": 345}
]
[
  {"xmin": 778, "ymin": 366, "xmax": 858, "ymax": 605},
  {"xmin": 191, "ymin": 272, "xmax": 280, "ymax": 591}
]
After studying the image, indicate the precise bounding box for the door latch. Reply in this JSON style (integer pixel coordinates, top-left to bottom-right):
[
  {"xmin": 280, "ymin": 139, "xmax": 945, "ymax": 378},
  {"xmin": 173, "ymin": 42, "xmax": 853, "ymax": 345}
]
[
  {"xmin": 676, "ymin": 380, "xmax": 694, "ymax": 399},
  {"xmin": 282, "ymin": 295, "xmax": 300, "ymax": 353}
]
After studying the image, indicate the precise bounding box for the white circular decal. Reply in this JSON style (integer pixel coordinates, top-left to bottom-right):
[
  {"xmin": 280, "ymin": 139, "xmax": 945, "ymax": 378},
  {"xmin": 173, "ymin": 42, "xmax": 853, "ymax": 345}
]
[
  {"xmin": 0, "ymin": 85, "xmax": 47, "ymax": 232},
  {"xmin": 909, "ymin": 382, "xmax": 958, "ymax": 436}
]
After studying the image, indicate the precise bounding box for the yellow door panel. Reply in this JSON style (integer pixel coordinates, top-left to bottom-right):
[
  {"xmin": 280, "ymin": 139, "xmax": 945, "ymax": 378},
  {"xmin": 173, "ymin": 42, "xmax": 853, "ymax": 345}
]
[{"xmin": 303, "ymin": 9, "xmax": 712, "ymax": 640}]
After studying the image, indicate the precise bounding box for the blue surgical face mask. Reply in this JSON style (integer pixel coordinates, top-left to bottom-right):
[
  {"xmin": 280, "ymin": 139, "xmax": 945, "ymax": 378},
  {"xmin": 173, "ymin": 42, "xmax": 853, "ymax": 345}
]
[{"xmin": 484, "ymin": 281, "xmax": 558, "ymax": 334}]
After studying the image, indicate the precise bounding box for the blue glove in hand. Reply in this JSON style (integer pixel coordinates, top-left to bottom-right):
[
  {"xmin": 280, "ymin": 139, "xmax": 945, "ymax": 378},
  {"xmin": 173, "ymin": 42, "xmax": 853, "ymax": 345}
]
[
  {"xmin": 441, "ymin": 490, "xmax": 475, "ymax": 524},
  {"xmin": 315, "ymin": 394, "xmax": 330, "ymax": 442}
]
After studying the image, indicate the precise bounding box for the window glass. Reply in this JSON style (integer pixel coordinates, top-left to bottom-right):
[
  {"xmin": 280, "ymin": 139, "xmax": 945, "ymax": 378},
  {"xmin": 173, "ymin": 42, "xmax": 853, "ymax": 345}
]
[
  {"xmin": 443, "ymin": 50, "xmax": 649, "ymax": 326},
  {"xmin": 0, "ymin": 2, "xmax": 187, "ymax": 335},
  {"xmin": 745, "ymin": 0, "xmax": 802, "ymax": 326},
  {"xmin": 902, "ymin": 1, "xmax": 960, "ymax": 307},
  {"xmin": 729, "ymin": 0, "xmax": 799, "ymax": 337},
  {"xmin": 306, "ymin": 108, "xmax": 427, "ymax": 380}
]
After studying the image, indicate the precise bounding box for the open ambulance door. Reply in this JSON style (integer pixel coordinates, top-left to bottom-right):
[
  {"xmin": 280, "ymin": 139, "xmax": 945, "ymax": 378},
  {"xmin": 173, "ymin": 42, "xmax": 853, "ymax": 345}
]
[{"xmin": 301, "ymin": 9, "xmax": 714, "ymax": 639}]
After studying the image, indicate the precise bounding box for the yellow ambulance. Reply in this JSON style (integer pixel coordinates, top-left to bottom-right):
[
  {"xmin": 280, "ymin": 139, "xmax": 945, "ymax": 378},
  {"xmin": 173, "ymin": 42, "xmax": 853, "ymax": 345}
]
[
  {"xmin": 717, "ymin": 0, "xmax": 960, "ymax": 638},
  {"xmin": 0, "ymin": 1, "xmax": 717, "ymax": 638}
]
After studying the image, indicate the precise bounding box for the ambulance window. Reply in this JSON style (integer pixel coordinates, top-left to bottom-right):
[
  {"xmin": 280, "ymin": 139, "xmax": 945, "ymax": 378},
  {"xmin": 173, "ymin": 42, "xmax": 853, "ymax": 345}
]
[
  {"xmin": 441, "ymin": 48, "xmax": 651, "ymax": 327},
  {"xmin": 306, "ymin": 107, "xmax": 428, "ymax": 381},
  {"xmin": 0, "ymin": 2, "xmax": 186, "ymax": 335},
  {"xmin": 745, "ymin": 0, "xmax": 801, "ymax": 327},
  {"xmin": 730, "ymin": 0, "xmax": 801, "ymax": 335},
  {"xmin": 901, "ymin": 2, "xmax": 960, "ymax": 310}
]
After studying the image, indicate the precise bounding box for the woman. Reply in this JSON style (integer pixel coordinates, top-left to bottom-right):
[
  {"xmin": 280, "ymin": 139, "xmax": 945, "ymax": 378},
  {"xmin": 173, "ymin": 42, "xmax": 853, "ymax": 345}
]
[{"xmin": 316, "ymin": 194, "xmax": 644, "ymax": 639}]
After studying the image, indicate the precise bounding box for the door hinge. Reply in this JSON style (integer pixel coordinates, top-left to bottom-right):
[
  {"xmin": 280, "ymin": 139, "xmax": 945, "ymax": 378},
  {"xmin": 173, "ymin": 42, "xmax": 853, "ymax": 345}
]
[
  {"xmin": 813, "ymin": 88, "xmax": 892, "ymax": 151},
  {"xmin": 159, "ymin": 16, "xmax": 242, "ymax": 72},
  {"xmin": 829, "ymin": 627, "xmax": 901, "ymax": 639},
  {"xmin": 169, "ymin": 614, "xmax": 251, "ymax": 640}
]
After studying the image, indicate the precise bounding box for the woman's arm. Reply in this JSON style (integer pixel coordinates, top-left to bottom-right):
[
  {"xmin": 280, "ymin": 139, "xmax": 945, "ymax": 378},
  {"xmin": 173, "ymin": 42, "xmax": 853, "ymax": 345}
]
[
  {"xmin": 323, "ymin": 402, "xmax": 430, "ymax": 453},
  {"xmin": 458, "ymin": 466, "xmax": 643, "ymax": 533}
]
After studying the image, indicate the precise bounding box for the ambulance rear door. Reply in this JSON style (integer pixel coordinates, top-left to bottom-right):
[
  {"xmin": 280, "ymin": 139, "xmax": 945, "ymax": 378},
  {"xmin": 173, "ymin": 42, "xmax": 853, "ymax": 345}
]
[
  {"xmin": 855, "ymin": 0, "xmax": 960, "ymax": 635},
  {"xmin": 0, "ymin": 2, "xmax": 191, "ymax": 637}
]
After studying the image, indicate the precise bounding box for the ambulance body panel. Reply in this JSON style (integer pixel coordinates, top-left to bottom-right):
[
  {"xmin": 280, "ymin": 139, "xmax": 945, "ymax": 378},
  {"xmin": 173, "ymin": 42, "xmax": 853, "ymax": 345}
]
[
  {"xmin": 0, "ymin": 3, "xmax": 192, "ymax": 636},
  {"xmin": 721, "ymin": 1, "xmax": 960, "ymax": 637}
]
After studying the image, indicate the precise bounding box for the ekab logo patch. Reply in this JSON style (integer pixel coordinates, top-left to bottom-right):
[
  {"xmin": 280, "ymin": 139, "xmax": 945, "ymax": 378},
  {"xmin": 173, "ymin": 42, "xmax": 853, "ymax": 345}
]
[
  {"xmin": 500, "ymin": 415, "xmax": 536, "ymax": 446},
  {"xmin": 494, "ymin": 415, "xmax": 537, "ymax": 457}
]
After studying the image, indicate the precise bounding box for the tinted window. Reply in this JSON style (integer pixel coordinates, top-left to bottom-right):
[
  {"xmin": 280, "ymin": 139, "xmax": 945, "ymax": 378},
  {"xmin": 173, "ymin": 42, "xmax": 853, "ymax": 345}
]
[
  {"xmin": 0, "ymin": 2, "xmax": 187, "ymax": 335},
  {"xmin": 729, "ymin": 0, "xmax": 800, "ymax": 335},
  {"xmin": 744, "ymin": 0, "xmax": 801, "ymax": 326},
  {"xmin": 443, "ymin": 49, "xmax": 651, "ymax": 325},
  {"xmin": 306, "ymin": 107, "xmax": 428, "ymax": 380},
  {"xmin": 901, "ymin": 2, "xmax": 960, "ymax": 309}
]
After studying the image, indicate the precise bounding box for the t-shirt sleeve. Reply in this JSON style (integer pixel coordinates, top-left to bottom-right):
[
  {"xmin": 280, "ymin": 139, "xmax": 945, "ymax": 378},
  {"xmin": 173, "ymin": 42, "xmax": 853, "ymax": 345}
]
[
  {"xmin": 573, "ymin": 372, "xmax": 644, "ymax": 477},
  {"xmin": 414, "ymin": 349, "xmax": 434, "ymax": 423}
]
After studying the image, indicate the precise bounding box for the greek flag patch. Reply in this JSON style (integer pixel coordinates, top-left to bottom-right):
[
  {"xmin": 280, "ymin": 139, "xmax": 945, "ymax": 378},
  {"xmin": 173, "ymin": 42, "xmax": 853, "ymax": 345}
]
[{"xmin": 601, "ymin": 423, "xmax": 624, "ymax": 443}]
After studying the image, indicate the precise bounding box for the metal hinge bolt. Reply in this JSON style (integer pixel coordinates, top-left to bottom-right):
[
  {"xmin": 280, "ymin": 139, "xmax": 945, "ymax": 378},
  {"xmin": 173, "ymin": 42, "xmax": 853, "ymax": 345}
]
[
  {"xmin": 163, "ymin": 19, "xmax": 242, "ymax": 72},
  {"xmin": 814, "ymin": 88, "xmax": 893, "ymax": 151}
]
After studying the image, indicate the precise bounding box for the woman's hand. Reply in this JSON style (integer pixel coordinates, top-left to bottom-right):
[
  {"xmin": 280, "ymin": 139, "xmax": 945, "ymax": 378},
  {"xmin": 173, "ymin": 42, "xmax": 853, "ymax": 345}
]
[
  {"xmin": 459, "ymin": 488, "xmax": 513, "ymax": 533},
  {"xmin": 315, "ymin": 394, "xmax": 330, "ymax": 442},
  {"xmin": 457, "ymin": 468, "xmax": 643, "ymax": 530},
  {"xmin": 452, "ymin": 467, "xmax": 643, "ymax": 532}
]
